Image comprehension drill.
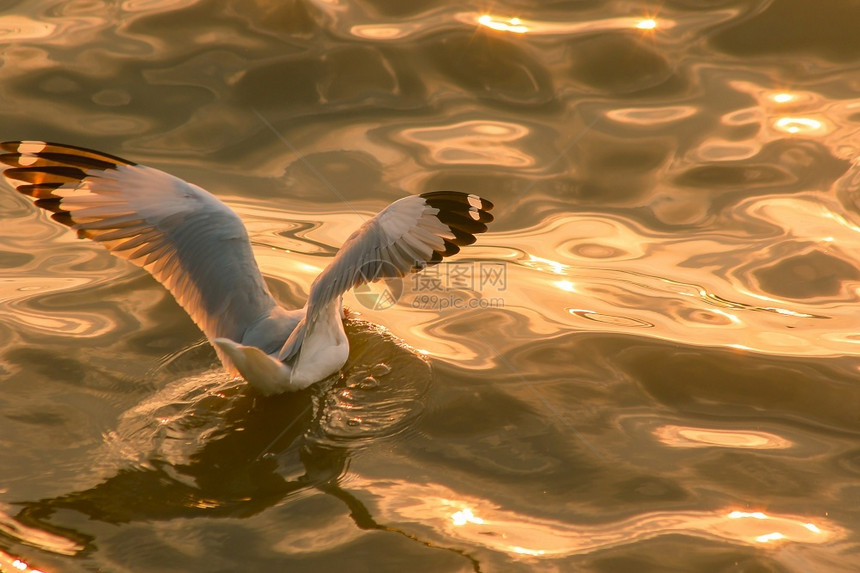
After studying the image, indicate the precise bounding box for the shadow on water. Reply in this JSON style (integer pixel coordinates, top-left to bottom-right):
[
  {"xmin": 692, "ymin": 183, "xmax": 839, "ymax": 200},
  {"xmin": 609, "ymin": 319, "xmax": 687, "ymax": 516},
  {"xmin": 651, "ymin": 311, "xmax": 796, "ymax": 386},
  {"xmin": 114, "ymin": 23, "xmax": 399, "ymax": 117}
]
[{"xmin": 8, "ymin": 319, "xmax": 480, "ymax": 570}]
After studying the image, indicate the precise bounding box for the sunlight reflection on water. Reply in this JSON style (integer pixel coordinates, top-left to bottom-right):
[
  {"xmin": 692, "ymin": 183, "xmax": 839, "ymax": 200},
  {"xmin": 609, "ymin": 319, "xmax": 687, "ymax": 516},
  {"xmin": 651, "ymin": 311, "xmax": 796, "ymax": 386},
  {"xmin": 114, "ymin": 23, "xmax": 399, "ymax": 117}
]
[
  {"xmin": 653, "ymin": 424, "xmax": 793, "ymax": 449},
  {"xmin": 1, "ymin": 0, "xmax": 860, "ymax": 571},
  {"xmin": 359, "ymin": 478, "xmax": 846, "ymax": 558}
]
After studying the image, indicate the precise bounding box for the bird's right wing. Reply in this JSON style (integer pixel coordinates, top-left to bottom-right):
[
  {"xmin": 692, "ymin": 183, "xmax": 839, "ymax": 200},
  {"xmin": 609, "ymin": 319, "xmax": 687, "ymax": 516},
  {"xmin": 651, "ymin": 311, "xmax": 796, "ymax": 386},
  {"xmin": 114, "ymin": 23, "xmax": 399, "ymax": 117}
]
[
  {"xmin": 1, "ymin": 141, "xmax": 278, "ymax": 344},
  {"xmin": 278, "ymin": 191, "xmax": 494, "ymax": 361}
]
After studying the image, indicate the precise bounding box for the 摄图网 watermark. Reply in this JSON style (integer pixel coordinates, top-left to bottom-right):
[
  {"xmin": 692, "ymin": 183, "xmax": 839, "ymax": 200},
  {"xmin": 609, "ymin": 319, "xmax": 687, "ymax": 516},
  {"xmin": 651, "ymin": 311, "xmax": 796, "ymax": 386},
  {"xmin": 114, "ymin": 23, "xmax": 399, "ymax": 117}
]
[{"xmin": 353, "ymin": 260, "xmax": 507, "ymax": 311}]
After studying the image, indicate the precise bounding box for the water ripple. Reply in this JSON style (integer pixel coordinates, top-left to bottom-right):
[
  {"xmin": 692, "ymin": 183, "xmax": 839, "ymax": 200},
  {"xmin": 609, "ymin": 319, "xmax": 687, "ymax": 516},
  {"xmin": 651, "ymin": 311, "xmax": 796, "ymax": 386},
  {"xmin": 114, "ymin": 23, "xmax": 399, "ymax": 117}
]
[{"xmin": 3, "ymin": 1, "xmax": 860, "ymax": 570}]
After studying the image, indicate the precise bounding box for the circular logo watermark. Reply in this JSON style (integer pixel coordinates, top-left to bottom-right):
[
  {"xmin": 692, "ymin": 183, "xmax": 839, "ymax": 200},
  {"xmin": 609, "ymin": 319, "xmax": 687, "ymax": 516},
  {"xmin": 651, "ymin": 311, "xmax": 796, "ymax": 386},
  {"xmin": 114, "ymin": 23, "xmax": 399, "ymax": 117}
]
[{"xmin": 354, "ymin": 259, "xmax": 403, "ymax": 310}]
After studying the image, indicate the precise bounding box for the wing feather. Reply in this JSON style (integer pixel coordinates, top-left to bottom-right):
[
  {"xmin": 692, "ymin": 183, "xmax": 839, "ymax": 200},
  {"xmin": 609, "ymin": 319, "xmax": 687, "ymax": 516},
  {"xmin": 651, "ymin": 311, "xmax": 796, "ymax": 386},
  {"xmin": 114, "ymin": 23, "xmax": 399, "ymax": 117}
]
[
  {"xmin": 1, "ymin": 141, "xmax": 278, "ymax": 343},
  {"xmin": 278, "ymin": 191, "xmax": 494, "ymax": 360}
]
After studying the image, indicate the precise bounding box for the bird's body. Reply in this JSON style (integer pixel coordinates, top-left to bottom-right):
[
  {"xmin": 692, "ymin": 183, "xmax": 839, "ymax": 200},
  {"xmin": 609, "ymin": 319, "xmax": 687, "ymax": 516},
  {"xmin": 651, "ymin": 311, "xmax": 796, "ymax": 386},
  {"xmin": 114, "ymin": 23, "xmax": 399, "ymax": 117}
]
[
  {"xmin": 215, "ymin": 303, "xmax": 348, "ymax": 394},
  {"xmin": 1, "ymin": 141, "xmax": 494, "ymax": 394}
]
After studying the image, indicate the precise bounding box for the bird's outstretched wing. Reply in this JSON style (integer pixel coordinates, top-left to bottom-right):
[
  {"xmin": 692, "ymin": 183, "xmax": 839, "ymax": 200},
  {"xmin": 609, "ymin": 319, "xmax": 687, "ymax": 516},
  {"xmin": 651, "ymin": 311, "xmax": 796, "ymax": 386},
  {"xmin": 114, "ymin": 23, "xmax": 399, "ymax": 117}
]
[
  {"xmin": 278, "ymin": 191, "xmax": 494, "ymax": 361},
  {"xmin": 1, "ymin": 141, "xmax": 278, "ymax": 343}
]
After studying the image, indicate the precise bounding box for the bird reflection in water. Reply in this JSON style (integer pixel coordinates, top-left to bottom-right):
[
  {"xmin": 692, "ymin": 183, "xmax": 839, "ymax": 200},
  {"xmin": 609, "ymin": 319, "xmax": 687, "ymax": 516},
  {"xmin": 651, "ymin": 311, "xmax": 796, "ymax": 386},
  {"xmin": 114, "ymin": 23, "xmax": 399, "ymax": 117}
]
[{"xmin": 8, "ymin": 319, "xmax": 481, "ymax": 569}]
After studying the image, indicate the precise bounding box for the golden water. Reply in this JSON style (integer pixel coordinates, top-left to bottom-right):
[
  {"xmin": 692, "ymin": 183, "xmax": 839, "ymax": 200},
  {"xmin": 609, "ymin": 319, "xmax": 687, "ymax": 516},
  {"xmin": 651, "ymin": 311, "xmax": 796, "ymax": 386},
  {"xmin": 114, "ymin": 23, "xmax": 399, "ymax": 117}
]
[{"xmin": 1, "ymin": 1, "xmax": 859, "ymax": 571}]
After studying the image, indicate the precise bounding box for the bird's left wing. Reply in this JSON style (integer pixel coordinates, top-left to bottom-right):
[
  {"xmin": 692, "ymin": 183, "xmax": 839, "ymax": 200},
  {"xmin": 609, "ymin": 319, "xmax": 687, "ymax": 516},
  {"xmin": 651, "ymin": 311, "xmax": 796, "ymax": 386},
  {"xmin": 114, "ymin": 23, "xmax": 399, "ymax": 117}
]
[
  {"xmin": 278, "ymin": 191, "xmax": 494, "ymax": 361},
  {"xmin": 1, "ymin": 141, "xmax": 278, "ymax": 343}
]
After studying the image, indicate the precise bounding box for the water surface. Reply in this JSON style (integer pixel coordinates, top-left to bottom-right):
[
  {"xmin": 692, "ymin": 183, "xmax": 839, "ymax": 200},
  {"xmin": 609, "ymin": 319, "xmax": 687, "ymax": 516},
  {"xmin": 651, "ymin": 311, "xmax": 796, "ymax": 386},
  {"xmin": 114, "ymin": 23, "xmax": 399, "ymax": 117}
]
[{"xmin": 1, "ymin": 1, "xmax": 859, "ymax": 571}]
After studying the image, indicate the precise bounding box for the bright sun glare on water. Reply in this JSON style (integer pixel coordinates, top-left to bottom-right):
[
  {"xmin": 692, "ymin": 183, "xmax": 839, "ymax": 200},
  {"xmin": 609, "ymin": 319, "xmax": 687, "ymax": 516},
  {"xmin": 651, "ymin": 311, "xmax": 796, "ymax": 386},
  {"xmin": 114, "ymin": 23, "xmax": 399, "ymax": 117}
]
[{"xmin": 477, "ymin": 15, "xmax": 529, "ymax": 34}]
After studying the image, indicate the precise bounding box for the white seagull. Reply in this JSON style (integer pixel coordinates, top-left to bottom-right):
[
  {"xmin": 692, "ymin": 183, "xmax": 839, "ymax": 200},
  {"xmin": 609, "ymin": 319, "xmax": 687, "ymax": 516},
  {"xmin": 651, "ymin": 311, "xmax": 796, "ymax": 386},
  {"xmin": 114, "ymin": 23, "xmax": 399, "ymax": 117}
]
[{"xmin": 1, "ymin": 141, "xmax": 494, "ymax": 394}]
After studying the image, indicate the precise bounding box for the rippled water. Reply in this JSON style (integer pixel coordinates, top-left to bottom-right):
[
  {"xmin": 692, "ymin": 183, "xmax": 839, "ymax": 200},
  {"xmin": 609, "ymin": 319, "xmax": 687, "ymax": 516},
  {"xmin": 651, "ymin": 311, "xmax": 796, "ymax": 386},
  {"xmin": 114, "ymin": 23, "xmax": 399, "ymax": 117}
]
[{"xmin": 1, "ymin": 1, "xmax": 860, "ymax": 571}]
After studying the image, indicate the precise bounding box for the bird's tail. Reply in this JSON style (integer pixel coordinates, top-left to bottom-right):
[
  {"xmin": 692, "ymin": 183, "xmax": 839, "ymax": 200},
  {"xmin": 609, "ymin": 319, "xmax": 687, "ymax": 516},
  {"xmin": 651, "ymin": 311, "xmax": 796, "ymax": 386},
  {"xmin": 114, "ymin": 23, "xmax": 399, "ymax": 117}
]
[
  {"xmin": 277, "ymin": 300, "xmax": 349, "ymax": 388},
  {"xmin": 212, "ymin": 338, "xmax": 294, "ymax": 395}
]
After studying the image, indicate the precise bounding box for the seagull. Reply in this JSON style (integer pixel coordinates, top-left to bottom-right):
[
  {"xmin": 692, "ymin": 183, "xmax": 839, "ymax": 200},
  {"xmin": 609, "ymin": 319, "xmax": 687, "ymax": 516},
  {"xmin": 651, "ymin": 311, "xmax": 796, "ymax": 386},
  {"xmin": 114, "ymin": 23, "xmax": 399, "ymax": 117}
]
[{"xmin": 1, "ymin": 141, "xmax": 494, "ymax": 394}]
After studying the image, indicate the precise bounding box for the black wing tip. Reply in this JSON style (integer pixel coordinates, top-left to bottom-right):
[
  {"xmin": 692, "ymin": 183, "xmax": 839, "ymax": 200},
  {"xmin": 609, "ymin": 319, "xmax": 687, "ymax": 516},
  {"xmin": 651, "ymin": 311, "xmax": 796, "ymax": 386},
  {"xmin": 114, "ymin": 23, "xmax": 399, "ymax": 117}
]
[
  {"xmin": 420, "ymin": 191, "xmax": 494, "ymax": 212},
  {"xmin": 422, "ymin": 191, "xmax": 493, "ymax": 233},
  {"xmin": 4, "ymin": 165, "xmax": 88, "ymax": 183},
  {"xmin": 422, "ymin": 241, "xmax": 460, "ymax": 268},
  {"xmin": 15, "ymin": 183, "xmax": 65, "ymax": 198},
  {"xmin": 1, "ymin": 141, "xmax": 137, "ymax": 200},
  {"xmin": 0, "ymin": 141, "xmax": 136, "ymax": 230},
  {"xmin": 417, "ymin": 191, "xmax": 495, "ymax": 264},
  {"xmin": 0, "ymin": 141, "xmax": 136, "ymax": 167}
]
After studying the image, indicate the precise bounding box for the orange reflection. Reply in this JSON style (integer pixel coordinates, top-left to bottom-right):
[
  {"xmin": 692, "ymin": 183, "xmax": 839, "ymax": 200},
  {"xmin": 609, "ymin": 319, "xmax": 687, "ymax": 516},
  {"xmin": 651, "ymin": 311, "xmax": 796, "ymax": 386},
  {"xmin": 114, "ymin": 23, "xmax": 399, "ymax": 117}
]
[
  {"xmin": 773, "ymin": 116, "xmax": 827, "ymax": 135},
  {"xmin": 451, "ymin": 508, "xmax": 484, "ymax": 526},
  {"xmin": 352, "ymin": 11, "xmax": 669, "ymax": 42},
  {"xmin": 762, "ymin": 90, "xmax": 818, "ymax": 107},
  {"xmin": 477, "ymin": 15, "xmax": 529, "ymax": 34},
  {"xmin": 461, "ymin": 12, "xmax": 676, "ymax": 36},
  {"xmin": 710, "ymin": 308, "xmax": 741, "ymax": 324},
  {"xmin": 0, "ymin": 16, "xmax": 56, "ymax": 40},
  {"xmin": 0, "ymin": 550, "xmax": 46, "ymax": 573},
  {"xmin": 0, "ymin": 307, "xmax": 113, "ymax": 336},
  {"xmin": 398, "ymin": 120, "xmax": 533, "ymax": 167},
  {"xmin": 569, "ymin": 308, "xmax": 654, "ymax": 328},
  {"xmin": 607, "ymin": 106, "xmax": 697, "ymax": 126},
  {"xmin": 0, "ymin": 506, "xmax": 82, "ymax": 557},
  {"xmin": 718, "ymin": 82, "xmax": 852, "ymax": 153},
  {"xmin": 360, "ymin": 479, "xmax": 845, "ymax": 558},
  {"xmin": 654, "ymin": 424, "xmax": 793, "ymax": 449},
  {"xmin": 451, "ymin": 195, "xmax": 860, "ymax": 364},
  {"xmin": 511, "ymin": 546, "xmax": 546, "ymax": 556},
  {"xmin": 523, "ymin": 254, "xmax": 568, "ymax": 275},
  {"xmin": 350, "ymin": 23, "xmax": 421, "ymax": 40},
  {"xmin": 724, "ymin": 511, "xmax": 833, "ymax": 545}
]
